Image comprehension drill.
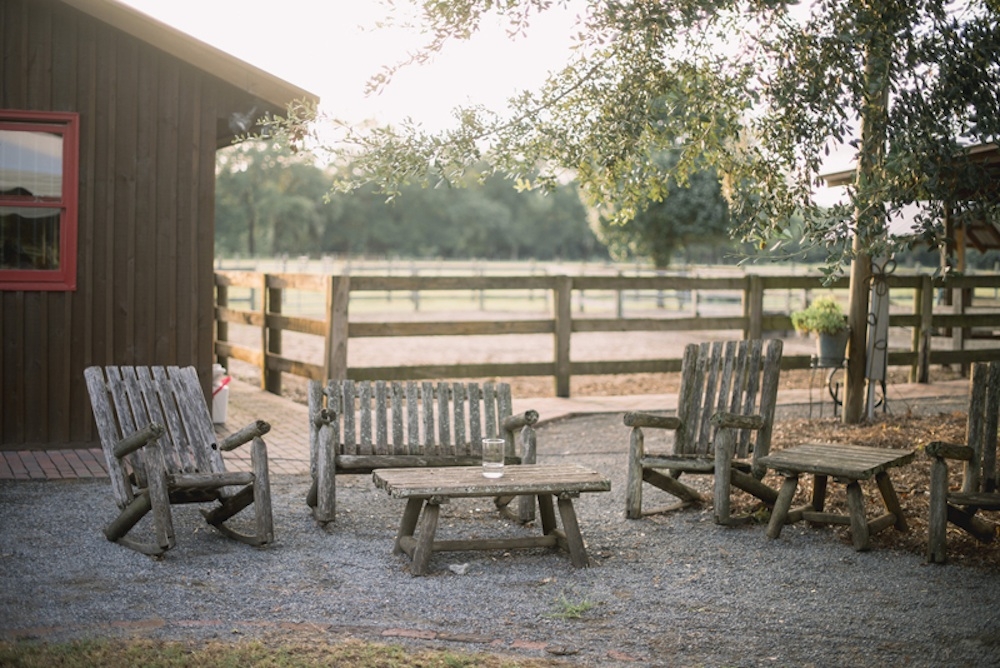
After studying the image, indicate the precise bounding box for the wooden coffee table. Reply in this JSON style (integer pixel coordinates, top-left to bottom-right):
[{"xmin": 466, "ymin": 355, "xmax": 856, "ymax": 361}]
[
  {"xmin": 759, "ymin": 443, "xmax": 915, "ymax": 551},
  {"xmin": 372, "ymin": 464, "xmax": 611, "ymax": 575}
]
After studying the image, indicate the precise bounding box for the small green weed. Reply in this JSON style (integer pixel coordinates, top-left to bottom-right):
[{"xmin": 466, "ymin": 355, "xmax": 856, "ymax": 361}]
[{"xmin": 546, "ymin": 592, "xmax": 598, "ymax": 620}]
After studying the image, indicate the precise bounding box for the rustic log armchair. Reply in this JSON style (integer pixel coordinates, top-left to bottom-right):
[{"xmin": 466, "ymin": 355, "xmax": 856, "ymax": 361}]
[
  {"xmin": 927, "ymin": 360, "xmax": 1000, "ymax": 564},
  {"xmin": 84, "ymin": 366, "xmax": 273, "ymax": 556},
  {"xmin": 307, "ymin": 379, "xmax": 538, "ymax": 525},
  {"xmin": 624, "ymin": 339, "xmax": 782, "ymax": 524}
]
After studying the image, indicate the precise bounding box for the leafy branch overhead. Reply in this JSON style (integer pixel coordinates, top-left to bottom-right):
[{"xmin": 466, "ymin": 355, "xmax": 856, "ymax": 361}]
[{"xmin": 274, "ymin": 0, "xmax": 1000, "ymax": 275}]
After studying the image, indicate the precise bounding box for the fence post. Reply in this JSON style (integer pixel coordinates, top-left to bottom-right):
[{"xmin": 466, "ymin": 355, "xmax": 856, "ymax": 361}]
[
  {"xmin": 744, "ymin": 274, "xmax": 764, "ymax": 340},
  {"xmin": 914, "ymin": 274, "xmax": 933, "ymax": 383},
  {"xmin": 263, "ymin": 274, "xmax": 282, "ymax": 395},
  {"xmin": 554, "ymin": 276, "xmax": 573, "ymax": 398},
  {"xmin": 215, "ymin": 279, "xmax": 229, "ymax": 370},
  {"xmin": 324, "ymin": 275, "xmax": 350, "ymax": 381},
  {"xmin": 616, "ymin": 270, "xmax": 625, "ymax": 318}
]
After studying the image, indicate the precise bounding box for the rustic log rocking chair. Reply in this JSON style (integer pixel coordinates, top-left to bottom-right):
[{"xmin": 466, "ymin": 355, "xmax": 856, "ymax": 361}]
[
  {"xmin": 624, "ymin": 339, "xmax": 783, "ymax": 524},
  {"xmin": 84, "ymin": 366, "xmax": 273, "ymax": 556},
  {"xmin": 927, "ymin": 360, "xmax": 1000, "ymax": 564},
  {"xmin": 307, "ymin": 379, "xmax": 538, "ymax": 525}
]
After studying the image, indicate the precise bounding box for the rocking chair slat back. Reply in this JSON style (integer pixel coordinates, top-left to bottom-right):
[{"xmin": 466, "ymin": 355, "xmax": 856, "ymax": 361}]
[{"xmin": 680, "ymin": 340, "xmax": 777, "ymax": 459}]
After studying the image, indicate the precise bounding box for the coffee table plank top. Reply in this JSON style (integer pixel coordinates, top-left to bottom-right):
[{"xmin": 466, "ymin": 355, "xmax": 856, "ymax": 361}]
[
  {"xmin": 372, "ymin": 464, "xmax": 610, "ymax": 499},
  {"xmin": 759, "ymin": 443, "xmax": 915, "ymax": 480}
]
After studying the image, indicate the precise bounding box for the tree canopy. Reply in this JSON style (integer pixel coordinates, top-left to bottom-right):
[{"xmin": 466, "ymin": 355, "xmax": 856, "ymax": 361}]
[
  {"xmin": 597, "ymin": 148, "xmax": 731, "ymax": 267},
  {"xmin": 282, "ymin": 0, "xmax": 1000, "ymax": 276}
]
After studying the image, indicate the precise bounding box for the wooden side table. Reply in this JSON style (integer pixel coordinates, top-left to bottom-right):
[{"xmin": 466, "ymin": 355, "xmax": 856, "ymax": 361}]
[
  {"xmin": 372, "ymin": 464, "xmax": 610, "ymax": 575},
  {"xmin": 759, "ymin": 443, "xmax": 915, "ymax": 551}
]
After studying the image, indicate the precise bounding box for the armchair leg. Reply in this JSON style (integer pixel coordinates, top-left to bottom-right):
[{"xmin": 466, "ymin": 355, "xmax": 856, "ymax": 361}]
[
  {"xmin": 927, "ymin": 457, "xmax": 948, "ymax": 563},
  {"xmin": 252, "ymin": 437, "xmax": 274, "ymax": 545},
  {"xmin": 625, "ymin": 428, "xmax": 644, "ymax": 519}
]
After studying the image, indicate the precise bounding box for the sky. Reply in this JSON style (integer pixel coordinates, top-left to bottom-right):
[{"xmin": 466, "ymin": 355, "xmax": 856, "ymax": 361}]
[{"xmin": 120, "ymin": 0, "xmax": 582, "ymax": 131}]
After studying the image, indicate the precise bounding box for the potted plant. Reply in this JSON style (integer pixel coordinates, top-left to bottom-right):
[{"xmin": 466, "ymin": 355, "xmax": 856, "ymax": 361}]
[{"xmin": 791, "ymin": 296, "xmax": 849, "ymax": 366}]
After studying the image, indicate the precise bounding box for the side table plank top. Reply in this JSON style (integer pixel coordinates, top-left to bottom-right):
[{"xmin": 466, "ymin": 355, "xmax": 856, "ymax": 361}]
[
  {"xmin": 373, "ymin": 464, "xmax": 610, "ymax": 498},
  {"xmin": 760, "ymin": 443, "xmax": 915, "ymax": 479}
]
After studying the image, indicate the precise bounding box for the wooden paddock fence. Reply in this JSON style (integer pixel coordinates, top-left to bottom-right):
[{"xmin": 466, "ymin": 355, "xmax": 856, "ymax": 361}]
[{"xmin": 214, "ymin": 271, "xmax": 1000, "ymax": 397}]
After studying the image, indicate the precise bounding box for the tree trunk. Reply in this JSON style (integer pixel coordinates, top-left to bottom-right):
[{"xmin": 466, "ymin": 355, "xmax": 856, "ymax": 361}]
[{"xmin": 845, "ymin": 11, "xmax": 893, "ymax": 424}]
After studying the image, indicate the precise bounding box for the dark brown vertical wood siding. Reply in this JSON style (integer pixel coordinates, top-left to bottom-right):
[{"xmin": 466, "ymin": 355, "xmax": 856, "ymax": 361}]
[{"xmin": 0, "ymin": 0, "xmax": 256, "ymax": 448}]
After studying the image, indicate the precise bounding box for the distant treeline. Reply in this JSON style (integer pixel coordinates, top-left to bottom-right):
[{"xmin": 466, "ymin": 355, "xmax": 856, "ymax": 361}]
[
  {"xmin": 215, "ymin": 142, "xmax": 605, "ymax": 262},
  {"xmin": 214, "ymin": 142, "xmax": 1000, "ymax": 272}
]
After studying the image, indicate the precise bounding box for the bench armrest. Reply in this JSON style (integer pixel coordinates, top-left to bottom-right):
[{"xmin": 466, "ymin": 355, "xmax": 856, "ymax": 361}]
[
  {"xmin": 216, "ymin": 419, "xmax": 271, "ymax": 452},
  {"xmin": 503, "ymin": 410, "xmax": 539, "ymax": 433},
  {"xmin": 710, "ymin": 412, "xmax": 765, "ymax": 430},
  {"xmin": 312, "ymin": 407, "xmax": 336, "ymax": 428},
  {"xmin": 624, "ymin": 412, "xmax": 681, "ymax": 430},
  {"xmin": 925, "ymin": 441, "xmax": 974, "ymax": 461},
  {"xmin": 113, "ymin": 422, "xmax": 165, "ymax": 459}
]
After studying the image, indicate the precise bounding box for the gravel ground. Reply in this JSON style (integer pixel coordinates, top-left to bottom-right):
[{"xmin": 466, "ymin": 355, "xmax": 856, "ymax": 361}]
[{"xmin": 2, "ymin": 402, "xmax": 999, "ymax": 667}]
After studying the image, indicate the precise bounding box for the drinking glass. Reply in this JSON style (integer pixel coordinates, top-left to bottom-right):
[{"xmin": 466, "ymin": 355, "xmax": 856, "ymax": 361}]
[{"xmin": 481, "ymin": 438, "xmax": 505, "ymax": 478}]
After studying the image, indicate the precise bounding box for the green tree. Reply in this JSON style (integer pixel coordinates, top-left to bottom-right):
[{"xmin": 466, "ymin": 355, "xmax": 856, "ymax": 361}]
[
  {"xmin": 597, "ymin": 151, "xmax": 730, "ymax": 268},
  {"xmin": 278, "ymin": 0, "xmax": 1000, "ymax": 422},
  {"xmin": 216, "ymin": 141, "xmax": 329, "ymax": 256}
]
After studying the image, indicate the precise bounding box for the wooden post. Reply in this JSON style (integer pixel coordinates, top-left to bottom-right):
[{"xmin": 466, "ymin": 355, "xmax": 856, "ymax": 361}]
[
  {"xmin": 616, "ymin": 271, "xmax": 624, "ymax": 318},
  {"xmin": 744, "ymin": 274, "xmax": 763, "ymax": 340},
  {"xmin": 324, "ymin": 275, "xmax": 350, "ymax": 381},
  {"xmin": 265, "ymin": 275, "xmax": 283, "ymax": 395},
  {"xmin": 554, "ymin": 275, "xmax": 572, "ymax": 398},
  {"xmin": 844, "ymin": 251, "xmax": 871, "ymax": 424},
  {"xmin": 259, "ymin": 274, "xmax": 268, "ymax": 391},
  {"xmin": 215, "ymin": 280, "xmax": 229, "ymax": 370},
  {"xmin": 914, "ymin": 274, "xmax": 933, "ymax": 383}
]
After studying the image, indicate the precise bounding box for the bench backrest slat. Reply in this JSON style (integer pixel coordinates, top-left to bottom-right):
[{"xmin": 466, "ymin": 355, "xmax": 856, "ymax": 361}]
[{"xmin": 312, "ymin": 379, "xmax": 516, "ymax": 457}]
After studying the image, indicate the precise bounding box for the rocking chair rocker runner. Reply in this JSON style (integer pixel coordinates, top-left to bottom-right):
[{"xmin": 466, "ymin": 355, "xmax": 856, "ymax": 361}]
[
  {"xmin": 85, "ymin": 366, "xmax": 274, "ymax": 556},
  {"xmin": 624, "ymin": 339, "xmax": 783, "ymax": 524}
]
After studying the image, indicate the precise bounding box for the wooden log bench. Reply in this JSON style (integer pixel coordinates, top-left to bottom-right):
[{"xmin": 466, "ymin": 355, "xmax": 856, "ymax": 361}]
[
  {"xmin": 307, "ymin": 379, "xmax": 539, "ymax": 525},
  {"xmin": 372, "ymin": 464, "xmax": 611, "ymax": 575}
]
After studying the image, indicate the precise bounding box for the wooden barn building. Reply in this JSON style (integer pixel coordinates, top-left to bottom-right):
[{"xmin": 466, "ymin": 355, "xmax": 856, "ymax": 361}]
[{"xmin": 1, "ymin": 0, "xmax": 319, "ymax": 449}]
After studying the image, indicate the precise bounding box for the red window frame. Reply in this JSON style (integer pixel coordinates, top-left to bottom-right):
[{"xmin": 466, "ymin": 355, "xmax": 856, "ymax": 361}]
[{"xmin": 0, "ymin": 110, "xmax": 79, "ymax": 291}]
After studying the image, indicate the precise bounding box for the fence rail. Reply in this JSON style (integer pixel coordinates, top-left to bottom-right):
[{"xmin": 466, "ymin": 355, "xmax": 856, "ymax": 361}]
[{"xmin": 214, "ymin": 271, "xmax": 1000, "ymax": 397}]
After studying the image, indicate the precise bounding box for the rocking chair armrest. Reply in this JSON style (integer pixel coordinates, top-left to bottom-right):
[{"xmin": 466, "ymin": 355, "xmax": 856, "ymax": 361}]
[
  {"xmin": 710, "ymin": 412, "xmax": 765, "ymax": 430},
  {"xmin": 624, "ymin": 412, "xmax": 681, "ymax": 430},
  {"xmin": 216, "ymin": 419, "xmax": 271, "ymax": 452},
  {"xmin": 114, "ymin": 422, "xmax": 165, "ymax": 459},
  {"xmin": 503, "ymin": 409, "xmax": 539, "ymax": 433},
  {"xmin": 925, "ymin": 441, "xmax": 974, "ymax": 461}
]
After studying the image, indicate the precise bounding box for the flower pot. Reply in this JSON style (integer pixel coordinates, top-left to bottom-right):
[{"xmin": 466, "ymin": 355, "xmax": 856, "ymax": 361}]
[{"xmin": 816, "ymin": 329, "xmax": 849, "ymax": 367}]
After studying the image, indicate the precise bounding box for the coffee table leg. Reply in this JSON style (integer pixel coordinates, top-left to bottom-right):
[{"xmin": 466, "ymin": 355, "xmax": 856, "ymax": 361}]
[
  {"xmin": 556, "ymin": 493, "xmax": 589, "ymax": 568},
  {"xmin": 411, "ymin": 499, "xmax": 441, "ymax": 575},
  {"xmin": 811, "ymin": 474, "xmax": 829, "ymax": 512},
  {"xmin": 845, "ymin": 481, "xmax": 870, "ymax": 551},
  {"xmin": 395, "ymin": 498, "xmax": 423, "ymax": 555},
  {"xmin": 875, "ymin": 471, "xmax": 908, "ymax": 531},
  {"xmin": 767, "ymin": 475, "xmax": 799, "ymax": 539},
  {"xmin": 538, "ymin": 494, "xmax": 557, "ymax": 534}
]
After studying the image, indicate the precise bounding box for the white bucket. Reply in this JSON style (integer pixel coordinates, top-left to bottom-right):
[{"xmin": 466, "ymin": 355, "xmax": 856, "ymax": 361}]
[{"xmin": 212, "ymin": 364, "xmax": 231, "ymax": 425}]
